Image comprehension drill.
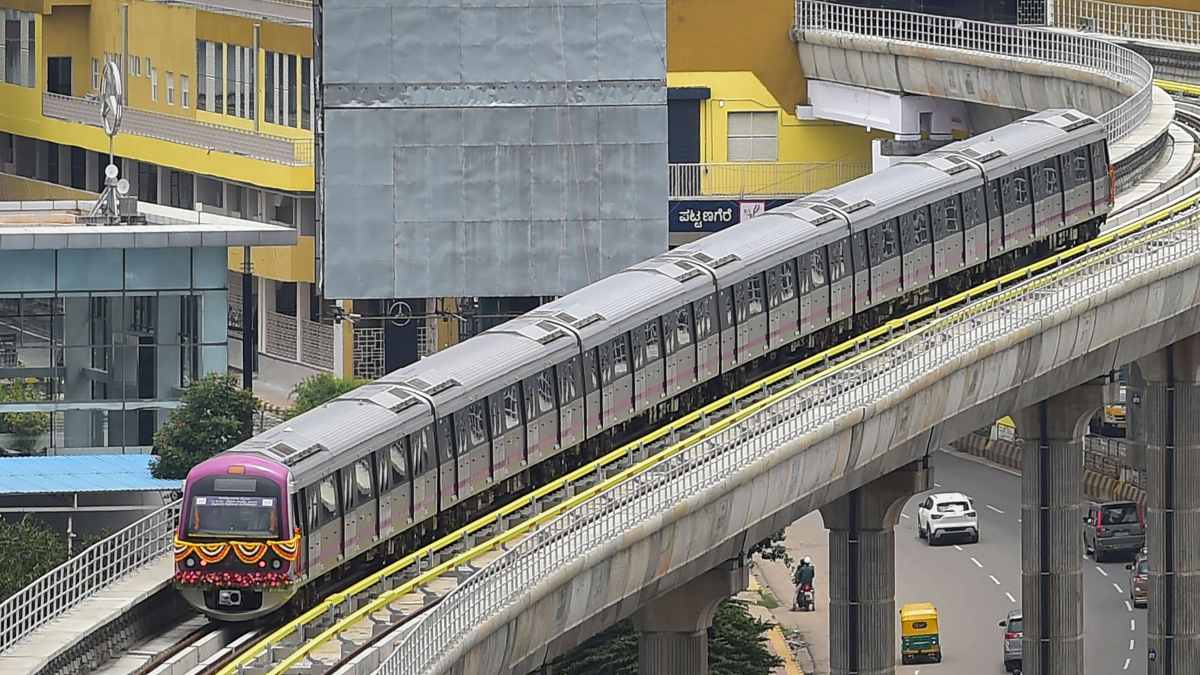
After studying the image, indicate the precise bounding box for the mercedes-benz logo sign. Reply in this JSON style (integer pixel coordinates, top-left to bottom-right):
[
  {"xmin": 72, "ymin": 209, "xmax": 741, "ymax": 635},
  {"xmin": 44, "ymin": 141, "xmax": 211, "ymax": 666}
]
[
  {"xmin": 387, "ymin": 300, "xmax": 413, "ymax": 327},
  {"xmin": 100, "ymin": 60, "xmax": 123, "ymax": 137}
]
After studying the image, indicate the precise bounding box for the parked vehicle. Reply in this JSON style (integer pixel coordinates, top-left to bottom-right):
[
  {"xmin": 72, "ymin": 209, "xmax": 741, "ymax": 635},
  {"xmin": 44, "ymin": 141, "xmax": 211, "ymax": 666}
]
[
  {"xmin": 999, "ymin": 609, "xmax": 1023, "ymax": 672},
  {"xmin": 1083, "ymin": 500, "xmax": 1145, "ymax": 562},
  {"xmin": 917, "ymin": 491, "xmax": 979, "ymax": 544},
  {"xmin": 900, "ymin": 602, "xmax": 942, "ymax": 664}
]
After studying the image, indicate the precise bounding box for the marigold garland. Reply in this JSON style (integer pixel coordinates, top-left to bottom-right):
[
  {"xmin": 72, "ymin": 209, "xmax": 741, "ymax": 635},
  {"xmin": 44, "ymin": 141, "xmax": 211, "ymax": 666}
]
[
  {"xmin": 174, "ymin": 570, "xmax": 293, "ymax": 589},
  {"xmin": 174, "ymin": 529, "xmax": 301, "ymax": 566}
]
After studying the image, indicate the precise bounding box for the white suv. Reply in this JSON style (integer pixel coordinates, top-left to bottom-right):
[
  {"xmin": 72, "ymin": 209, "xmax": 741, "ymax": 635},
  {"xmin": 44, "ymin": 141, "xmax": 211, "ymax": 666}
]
[{"xmin": 917, "ymin": 492, "xmax": 979, "ymax": 545}]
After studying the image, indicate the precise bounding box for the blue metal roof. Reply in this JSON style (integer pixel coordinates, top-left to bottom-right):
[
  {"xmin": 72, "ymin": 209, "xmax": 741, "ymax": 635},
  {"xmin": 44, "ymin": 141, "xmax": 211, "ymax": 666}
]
[{"xmin": 0, "ymin": 454, "xmax": 182, "ymax": 495}]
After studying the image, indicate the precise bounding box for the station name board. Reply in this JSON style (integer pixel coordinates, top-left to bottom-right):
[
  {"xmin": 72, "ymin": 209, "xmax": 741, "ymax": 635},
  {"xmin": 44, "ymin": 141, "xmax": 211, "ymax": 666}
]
[{"xmin": 668, "ymin": 199, "xmax": 793, "ymax": 233}]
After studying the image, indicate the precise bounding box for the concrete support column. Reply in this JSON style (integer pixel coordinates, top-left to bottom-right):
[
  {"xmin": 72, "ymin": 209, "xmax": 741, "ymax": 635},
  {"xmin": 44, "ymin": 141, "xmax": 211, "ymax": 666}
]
[
  {"xmin": 632, "ymin": 558, "xmax": 748, "ymax": 675},
  {"xmin": 1132, "ymin": 334, "xmax": 1200, "ymax": 673},
  {"xmin": 1012, "ymin": 382, "xmax": 1103, "ymax": 675},
  {"xmin": 819, "ymin": 460, "xmax": 932, "ymax": 675}
]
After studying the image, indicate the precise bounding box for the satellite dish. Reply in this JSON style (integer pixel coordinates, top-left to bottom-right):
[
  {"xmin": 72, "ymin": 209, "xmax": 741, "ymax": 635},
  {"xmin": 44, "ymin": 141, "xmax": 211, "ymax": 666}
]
[
  {"xmin": 116, "ymin": 178, "xmax": 130, "ymax": 195},
  {"xmin": 99, "ymin": 61, "xmax": 123, "ymax": 137}
]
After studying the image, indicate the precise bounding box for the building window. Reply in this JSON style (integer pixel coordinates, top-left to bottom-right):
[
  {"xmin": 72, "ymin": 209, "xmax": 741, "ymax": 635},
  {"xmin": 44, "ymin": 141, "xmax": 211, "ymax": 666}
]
[
  {"xmin": 180, "ymin": 74, "xmax": 189, "ymax": 108},
  {"xmin": 727, "ymin": 111, "xmax": 778, "ymax": 162},
  {"xmin": 144, "ymin": 56, "xmax": 150, "ymax": 78},
  {"xmin": 265, "ymin": 50, "xmax": 300, "ymax": 127},
  {"xmin": 166, "ymin": 71, "xmax": 174, "ymax": 105},
  {"xmin": 91, "ymin": 57, "xmax": 99, "ymax": 91},
  {"xmin": 150, "ymin": 66, "xmax": 157, "ymax": 101},
  {"xmin": 130, "ymin": 55, "xmax": 139, "ymax": 76},
  {"xmin": 2, "ymin": 10, "xmax": 36, "ymax": 88},
  {"xmin": 300, "ymin": 56, "xmax": 311, "ymax": 130},
  {"xmin": 196, "ymin": 40, "xmax": 206, "ymax": 111}
]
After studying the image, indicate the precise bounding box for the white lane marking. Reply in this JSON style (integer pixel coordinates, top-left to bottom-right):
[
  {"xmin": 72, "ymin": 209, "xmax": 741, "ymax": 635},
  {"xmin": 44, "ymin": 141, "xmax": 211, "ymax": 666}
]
[
  {"xmin": 1096, "ymin": 566, "xmax": 1109, "ymax": 577},
  {"xmin": 1114, "ymin": 583, "xmax": 1125, "ymax": 594},
  {"xmin": 1017, "ymin": 517, "xmax": 1022, "ymax": 523},
  {"xmin": 1131, "ymin": 618, "xmax": 1136, "ymax": 631},
  {"xmin": 1124, "ymin": 657, "xmax": 1131, "ymax": 669},
  {"xmin": 1006, "ymin": 592, "xmax": 1016, "ymax": 603},
  {"xmin": 934, "ymin": 482, "xmax": 942, "ymax": 487},
  {"xmin": 901, "ymin": 513, "xmax": 911, "ymax": 519},
  {"xmin": 986, "ymin": 504, "xmax": 1004, "ymax": 514},
  {"xmin": 971, "ymin": 557, "xmax": 983, "ymax": 568},
  {"xmin": 1125, "ymin": 600, "xmax": 1133, "ymax": 612},
  {"xmin": 990, "ymin": 575, "xmax": 1001, "ymax": 585},
  {"xmin": 953, "ymin": 545, "xmax": 964, "ymax": 551},
  {"xmin": 1129, "ymin": 638, "xmax": 1135, "ymax": 650}
]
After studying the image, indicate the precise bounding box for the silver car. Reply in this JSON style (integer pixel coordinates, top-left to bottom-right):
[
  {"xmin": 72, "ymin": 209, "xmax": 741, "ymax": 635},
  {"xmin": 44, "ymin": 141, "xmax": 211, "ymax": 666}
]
[{"xmin": 999, "ymin": 609, "xmax": 1023, "ymax": 672}]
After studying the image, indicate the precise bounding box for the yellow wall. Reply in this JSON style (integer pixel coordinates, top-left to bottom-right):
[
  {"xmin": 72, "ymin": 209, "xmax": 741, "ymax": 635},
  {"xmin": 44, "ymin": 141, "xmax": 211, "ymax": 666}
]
[
  {"xmin": 668, "ymin": 0, "xmax": 809, "ymax": 112},
  {"xmin": 42, "ymin": 4, "xmax": 89, "ymax": 98},
  {"xmin": 1111, "ymin": 0, "xmax": 1198, "ymax": 10},
  {"xmin": 0, "ymin": 171, "xmax": 96, "ymax": 199},
  {"xmin": 669, "ymin": 71, "xmax": 886, "ymax": 165},
  {"xmin": 228, "ymin": 235, "xmax": 316, "ymax": 283}
]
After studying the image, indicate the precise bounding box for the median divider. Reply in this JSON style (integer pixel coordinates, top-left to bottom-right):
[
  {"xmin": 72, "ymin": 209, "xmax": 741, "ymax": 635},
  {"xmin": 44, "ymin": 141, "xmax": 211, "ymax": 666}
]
[{"xmin": 224, "ymin": 170, "xmax": 1197, "ymax": 674}]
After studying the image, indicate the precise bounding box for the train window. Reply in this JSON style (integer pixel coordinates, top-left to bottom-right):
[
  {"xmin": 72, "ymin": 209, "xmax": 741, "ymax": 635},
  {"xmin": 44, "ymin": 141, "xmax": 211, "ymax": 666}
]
[
  {"xmin": 1043, "ymin": 160, "xmax": 1060, "ymax": 195},
  {"xmin": 932, "ymin": 196, "xmax": 960, "ymax": 239},
  {"xmin": 912, "ymin": 208, "xmax": 930, "ymax": 245},
  {"xmin": 439, "ymin": 417, "xmax": 456, "ymax": 463},
  {"xmin": 852, "ymin": 231, "xmax": 869, "ymax": 273},
  {"xmin": 490, "ymin": 391, "xmax": 504, "ymax": 438},
  {"xmin": 535, "ymin": 373, "xmax": 554, "ymax": 416},
  {"xmin": 1090, "ymin": 141, "xmax": 1107, "ymax": 178},
  {"xmin": 598, "ymin": 342, "xmax": 614, "ymax": 385},
  {"xmin": 1014, "ymin": 170, "xmax": 1030, "ymax": 205},
  {"xmin": 318, "ymin": 475, "xmax": 338, "ymax": 523},
  {"xmin": 388, "ymin": 441, "xmax": 409, "ymax": 487},
  {"xmin": 827, "ymin": 240, "xmax": 848, "ymax": 281},
  {"xmin": 1071, "ymin": 149, "xmax": 1090, "ymax": 184},
  {"xmin": 987, "ymin": 180, "xmax": 1002, "ymax": 219},
  {"xmin": 676, "ymin": 306, "xmax": 694, "ymax": 347},
  {"xmin": 504, "ymin": 384, "xmax": 523, "ymax": 430},
  {"xmin": 693, "ymin": 295, "xmax": 714, "ymax": 339},
  {"xmin": 962, "ymin": 187, "xmax": 984, "ymax": 227},
  {"xmin": 354, "ymin": 459, "xmax": 373, "ymax": 498},
  {"xmin": 558, "ymin": 357, "xmax": 580, "ymax": 403},
  {"xmin": 469, "ymin": 401, "xmax": 488, "ymax": 447},
  {"xmin": 411, "ymin": 427, "xmax": 434, "ymax": 475},
  {"xmin": 377, "ymin": 450, "xmax": 392, "ymax": 494},
  {"xmin": 749, "ymin": 274, "xmax": 765, "ymax": 316},
  {"xmin": 585, "ymin": 348, "xmax": 600, "ymax": 392},
  {"xmin": 307, "ymin": 489, "xmax": 320, "ymax": 531},
  {"xmin": 719, "ymin": 287, "xmax": 735, "ymax": 329},
  {"xmin": 645, "ymin": 319, "xmax": 661, "ymax": 361},
  {"xmin": 342, "ymin": 469, "xmax": 359, "ymax": 510},
  {"xmin": 766, "ymin": 267, "xmax": 782, "ymax": 309},
  {"xmin": 780, "ymin": 260, "xmax": 796, "ymax": 301},
  {"xmin": 734, "ymin": 281, "xmax": 748, "ymax": 323},
  {"xmin": 612, "ymin": 334, "xmax": 630, "ymax": 377},
  {"xmin": 808, "ymin": 249, "xmax": 826, "ymax": 287}
]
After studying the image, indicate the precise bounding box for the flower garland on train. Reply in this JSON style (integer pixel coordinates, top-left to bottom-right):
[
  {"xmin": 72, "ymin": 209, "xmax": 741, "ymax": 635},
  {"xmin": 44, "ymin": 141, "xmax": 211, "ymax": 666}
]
[{"xmin": 173, "ymin": 529, "xmax": 301, "ymax": 588}]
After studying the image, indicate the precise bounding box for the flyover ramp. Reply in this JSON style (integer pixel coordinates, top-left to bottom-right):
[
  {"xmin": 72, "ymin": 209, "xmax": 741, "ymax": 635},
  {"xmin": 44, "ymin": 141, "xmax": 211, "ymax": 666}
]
[
  {"xmin": 379, "ymin": 200, "xmax": 1200, "ymax": 673},
  {"xmin": 792, "ymin": 0, "xmax": 1170, "ymax": 170}
]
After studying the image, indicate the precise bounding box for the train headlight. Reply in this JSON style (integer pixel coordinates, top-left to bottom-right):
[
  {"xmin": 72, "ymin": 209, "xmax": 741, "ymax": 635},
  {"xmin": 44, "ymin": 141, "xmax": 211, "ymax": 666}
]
[
  {"xmin": 271, "ymin": 558, "xmax": 282, "ymax": 570},
  {"xmin": 185, "ymin": 557, "xmax": 197, "ymax": 568}
]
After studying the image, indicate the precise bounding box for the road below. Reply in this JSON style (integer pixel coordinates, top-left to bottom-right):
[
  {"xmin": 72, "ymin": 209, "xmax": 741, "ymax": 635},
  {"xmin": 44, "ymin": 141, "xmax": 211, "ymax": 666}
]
[{"xmin": 895, "ymin": 451, "xmax": 1145, "ymax": 674}]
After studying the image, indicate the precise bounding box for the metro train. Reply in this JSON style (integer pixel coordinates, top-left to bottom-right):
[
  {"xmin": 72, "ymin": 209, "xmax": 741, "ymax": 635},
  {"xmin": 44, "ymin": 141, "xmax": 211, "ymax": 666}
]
[{"xmin": 174, "ymin": 109, "xmax": 1113, "ymax": 620}]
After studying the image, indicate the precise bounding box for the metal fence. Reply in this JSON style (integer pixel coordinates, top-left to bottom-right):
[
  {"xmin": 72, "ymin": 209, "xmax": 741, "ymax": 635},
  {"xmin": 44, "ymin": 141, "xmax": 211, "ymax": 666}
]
[
  {"xmin": 794, "ymin": 0, "xmax": 1155, "ymax": 145},
  {"xmin": 0, "ymin": 500, "xmax": 181, "ymax": 654},
  {"xmin": 1044, "ymin": 0, "xmax": 1200, "ymax": 46},
  {"xmin": 377, "ymin": 202, "xmax": 1200, "ymax": 674},
  {"xmin": 668, "ymin": 161, "xmax": 871, "ymax": 199}
]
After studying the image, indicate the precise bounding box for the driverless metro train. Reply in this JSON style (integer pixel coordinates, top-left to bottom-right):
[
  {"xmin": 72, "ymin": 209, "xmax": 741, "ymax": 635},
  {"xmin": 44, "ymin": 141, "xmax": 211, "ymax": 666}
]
[{"xmin": 174, "ymin": 109, "xmax": 1113, "ymax": 620}]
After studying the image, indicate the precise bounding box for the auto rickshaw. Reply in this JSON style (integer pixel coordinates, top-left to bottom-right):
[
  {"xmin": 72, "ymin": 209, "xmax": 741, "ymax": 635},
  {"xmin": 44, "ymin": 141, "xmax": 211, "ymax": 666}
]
[{"xmin": 900, "ymin": 602, "xmax": 942, "ymax": 664}]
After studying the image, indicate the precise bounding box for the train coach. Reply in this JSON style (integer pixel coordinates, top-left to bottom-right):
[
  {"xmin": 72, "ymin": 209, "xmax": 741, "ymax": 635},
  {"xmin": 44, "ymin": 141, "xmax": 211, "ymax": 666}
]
[{"xmin": 174, "ymin": 109, "xmax": 1112, "ymax": 620}]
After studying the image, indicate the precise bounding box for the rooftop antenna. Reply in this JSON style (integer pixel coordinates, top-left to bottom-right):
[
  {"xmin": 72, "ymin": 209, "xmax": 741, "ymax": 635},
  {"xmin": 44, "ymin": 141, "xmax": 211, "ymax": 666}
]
[{"xmin": 86, "ymin": 60, "xmax": 141, "ymax": 225}]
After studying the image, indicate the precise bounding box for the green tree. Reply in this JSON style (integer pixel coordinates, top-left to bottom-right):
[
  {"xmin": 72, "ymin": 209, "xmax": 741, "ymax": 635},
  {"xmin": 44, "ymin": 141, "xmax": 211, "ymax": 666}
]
[
  {"xmin": 0, "ymin": 516, "xmax": 67, "ymax": 601},
  {"xmin": 0, "ymin": 379, "xmax": 50, "ymax": 454},
  {"xmin": 545, "ymin": 600, "xmax": 781, "ymax": 675},
  {"xmin": 749, "ymin": 528, "xmax": 793, "ymax": 567},
  {"xmin": 287, "ymin": 373, "xmax": 368, "ymax": 418},
  {"xmin": 150, "ymin": 374, "xmax": 258, "ymax": 479}
]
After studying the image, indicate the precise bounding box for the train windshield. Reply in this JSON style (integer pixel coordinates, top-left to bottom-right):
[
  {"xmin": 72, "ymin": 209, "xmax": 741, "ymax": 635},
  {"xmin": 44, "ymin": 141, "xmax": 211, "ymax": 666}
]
[{"xmin": 188, "ymin": 495, "xmax": 279, "ymax": 539}]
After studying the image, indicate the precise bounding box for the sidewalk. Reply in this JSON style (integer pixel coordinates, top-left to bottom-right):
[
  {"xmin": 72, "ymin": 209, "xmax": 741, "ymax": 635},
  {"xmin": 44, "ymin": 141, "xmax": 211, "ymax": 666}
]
[{"xmin": 752, "ymin": 510, "xmax": 832, "ymax": 675}]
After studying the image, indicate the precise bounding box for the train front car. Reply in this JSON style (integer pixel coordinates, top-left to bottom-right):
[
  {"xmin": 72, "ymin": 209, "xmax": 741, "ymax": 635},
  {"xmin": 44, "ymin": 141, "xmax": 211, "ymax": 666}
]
[{"xmin": 173, "ymin": 453, "xmax": 300, "ymax": 621}]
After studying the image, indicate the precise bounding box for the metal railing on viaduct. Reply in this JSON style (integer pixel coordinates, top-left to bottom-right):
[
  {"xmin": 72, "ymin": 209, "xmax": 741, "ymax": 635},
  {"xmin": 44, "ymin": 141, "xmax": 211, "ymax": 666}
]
[{"xmin": 0, "ymin": 0, "xmax": 1178, "ymax": 670}]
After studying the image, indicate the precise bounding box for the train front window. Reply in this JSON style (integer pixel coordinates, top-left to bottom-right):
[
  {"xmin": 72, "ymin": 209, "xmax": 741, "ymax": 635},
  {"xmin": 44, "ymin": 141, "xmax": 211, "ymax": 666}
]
[{"xmin": 189, "ymin": 495, "xmax": 279, "ymax": 539}]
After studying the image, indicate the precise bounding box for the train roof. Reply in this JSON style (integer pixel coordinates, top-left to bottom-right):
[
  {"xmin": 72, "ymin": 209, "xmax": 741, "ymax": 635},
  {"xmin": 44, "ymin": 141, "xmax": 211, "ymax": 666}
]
[
  {"xmin": 670, "ymin": 209, "xmax": 832, "ymax": 283},
  {"xmin": 936, "ymin": 109, "xmax": 1105, "ymax": 174},
  {"xmin": 228, "ymin": 394, "xmax": 423, "ymax": 485},
  {"xmin": 799, "ymin": 158, "xmax": 974, "ymax": 228},
  {"xmin": 526, "ymin": 263, "xmax": 711, "ymax": 347},
  {"xmin": 379, "ymin": 325, "xmax": 578, "ymax": 414}
]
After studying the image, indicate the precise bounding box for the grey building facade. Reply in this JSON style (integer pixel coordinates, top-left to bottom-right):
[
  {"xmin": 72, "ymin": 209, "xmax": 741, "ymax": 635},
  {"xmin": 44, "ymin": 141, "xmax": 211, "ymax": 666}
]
[{"xmin": 319, "ymin": 0, "xmax": 668, "ymax": 300}]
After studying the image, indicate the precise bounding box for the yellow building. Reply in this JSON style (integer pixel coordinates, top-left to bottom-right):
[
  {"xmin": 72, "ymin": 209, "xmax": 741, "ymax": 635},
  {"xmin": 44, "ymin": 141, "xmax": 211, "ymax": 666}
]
[
  {"xmin": 666, "ymin": 0, "xmax": 888, "ymax": 245},
  {"xmin": 0, "ymin": 0, "xmax": 352, "ymax": 400}
]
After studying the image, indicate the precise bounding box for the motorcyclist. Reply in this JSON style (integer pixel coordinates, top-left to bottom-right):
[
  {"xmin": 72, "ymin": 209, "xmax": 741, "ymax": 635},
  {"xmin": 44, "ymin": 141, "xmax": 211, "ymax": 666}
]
[{"xmin": 792, "ymin": 556, "xmax": 816, "ymax": 610}]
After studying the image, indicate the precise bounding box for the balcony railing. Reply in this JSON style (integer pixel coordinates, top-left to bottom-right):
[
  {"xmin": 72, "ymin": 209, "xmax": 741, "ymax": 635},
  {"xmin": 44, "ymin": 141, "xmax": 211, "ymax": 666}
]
[
  {"xmin": 668, "ymin": 161, "xmax": 871, "ymax": 199},
  {"xmin": 1044, "ymin": 0, "xmax": 1200, "ymax": 46},
  {"xmin": 43, "ymin": 92, "xmax": 313, "ymax": 167}
]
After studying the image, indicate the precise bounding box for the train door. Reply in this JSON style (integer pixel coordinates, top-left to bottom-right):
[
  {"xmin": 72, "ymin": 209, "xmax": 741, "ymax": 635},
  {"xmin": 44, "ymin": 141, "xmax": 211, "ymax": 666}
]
[
  {"xmin": 799, "ymin": 248, "xmax": 830, "ymax": 332},
  {"xmin": 376, "ymin": 440, "xmax": 412, "ymax": 540},
  {"xmin": 931, "ymin": 194, "xmax": 964, "ymax": 279},
  {"xmin": 1000, "ymin": 168, "xmax": 1033, "ymax": 249},
  {"xmin": 556, "ymin": 358, "xmax": 584, "ymax": 451},
  {"xmin": 436, "ymin": 417, "xmax": 457, "ymax": 507},
  {"xmin": 827, "ymin": 240, "xmax": 852, "ymax": 322},
  {"xmin": 410, "ymin": 426, "xmax": 437, "ymax": 523},
  {"xmin": 899, "ymin": 206, "xmax": 932, "ymax": 288},
  {"xmin": 605, "ymin": 333, "xmax": 634, "ymax": 425},
  {"xmin": 961, "ymin": 186, "xmax": 987, "ymax": 265},
  {"xmin": 342, "ymin": 458, "xmax": 377, "ymax": 558},
  {"xmin": 868, "ymin": 219, "xmax": 901, "ymax": 304},
  {"xmin": 735, "ymin": 274, "xmax": 766, "ymax": 363},
  {"xmin": 850, "ymin": 232, "xmax": 870, "ymax": 313},
  {"xmin": 454, "ymin": 399, "xmax": 491, "ymax": 498},
  {"xmin": 306, "ymin": 474, "xmax": 342, "ymax": 575},
  {"xmin": 490, "ymin": 383, "xmax": 524, "ymax": 482},
  {"xmin": 718, "ymin": 287, "xmax": 738, "ymax": 372},
  {"xmin": 583, "ymin": 347, "xmax": 602, "ymax": 435},
  {"xmin": 693, "ymin": 295, "xmax": 719, "ymax": 381}
]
